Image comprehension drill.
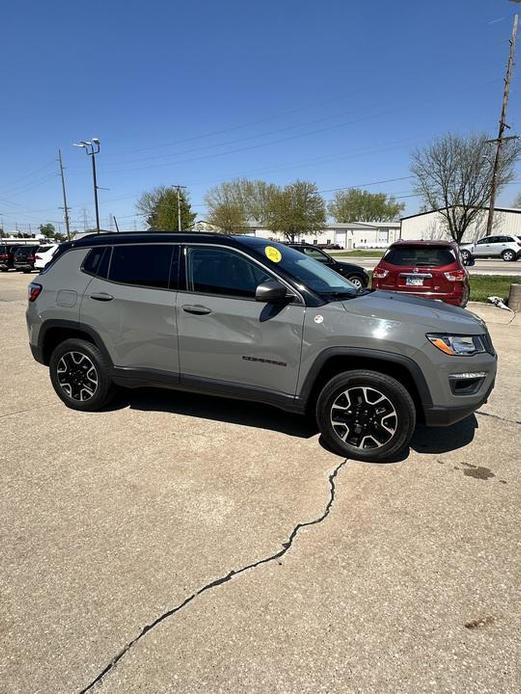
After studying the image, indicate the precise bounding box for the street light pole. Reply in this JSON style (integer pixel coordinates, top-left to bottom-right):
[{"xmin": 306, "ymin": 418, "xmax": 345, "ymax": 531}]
[
  {"xmin": 486, "ymin": 14, "xmax": 519, "ymax": 236},
  {"xmin": 172, "ymin": 184, "xmax": 187, "ymax": 231},
  {"xmin": 73, "ymin": 138, "xmax": 102, "ymax": 233}
]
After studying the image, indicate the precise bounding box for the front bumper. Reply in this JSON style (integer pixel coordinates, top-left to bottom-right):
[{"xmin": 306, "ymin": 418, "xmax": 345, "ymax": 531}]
[{"xmin": 423, "ymin": 378, "xmax": 495, "ymax": 426}]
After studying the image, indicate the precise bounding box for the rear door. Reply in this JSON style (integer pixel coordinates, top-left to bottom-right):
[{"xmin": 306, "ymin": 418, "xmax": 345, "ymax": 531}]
[
  {"xmin": 176, "ymin": 244, "xmax": 305, "ymax": 395},
  {"xmin": 79, "ymin": 243, "xmax": 180, "ymax": 374}
]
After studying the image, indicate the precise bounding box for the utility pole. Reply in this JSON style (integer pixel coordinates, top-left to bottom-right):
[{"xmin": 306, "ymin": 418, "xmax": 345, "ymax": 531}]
[
  {"xmin": 173, "ymin": 185, "xmax": 187, "ymax": 231},
  {"xmin": 74, "ymin": 138, "xmax": 102, "ymax": 233},
  {"xmin": 486, "ymin": 13, "xmax": 519, "ymax": 236},
  {"xmin": 58, "ymin": 149, "xmax": 72, "ymax": 240}
]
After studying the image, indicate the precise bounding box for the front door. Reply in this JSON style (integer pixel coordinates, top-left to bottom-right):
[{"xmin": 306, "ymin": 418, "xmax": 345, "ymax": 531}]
[
  {"xmin": 80, "ymin": 243, "xmax": 180, "ymax": 374},
  {"xmin": 177, "ymin": 245, "xmax": 305, "ymax": 396},
  {"xmin": 473, "ymin": 236, "xmax": 495, "ymax": 257}
]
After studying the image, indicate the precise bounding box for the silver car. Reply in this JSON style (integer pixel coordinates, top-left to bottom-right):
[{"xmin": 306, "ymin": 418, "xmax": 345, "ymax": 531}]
[
  {"xmin": 460, "ymin": 234, "xmax": 521, "ymax": 262},
  {"xmin": 26, "ymin": 232, "xmax": 497, "ymax": 461}
]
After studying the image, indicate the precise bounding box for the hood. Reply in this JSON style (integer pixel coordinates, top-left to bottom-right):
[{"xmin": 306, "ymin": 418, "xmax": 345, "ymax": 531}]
[{"xmin": 342, "ymin": 290, "xmax": 486, "ymax": 333}]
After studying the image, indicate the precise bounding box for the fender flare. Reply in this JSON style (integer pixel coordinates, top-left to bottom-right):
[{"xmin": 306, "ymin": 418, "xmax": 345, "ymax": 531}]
[{"xmin": 298, "ymin": 346, "xmax": 433, "ymax": 408}]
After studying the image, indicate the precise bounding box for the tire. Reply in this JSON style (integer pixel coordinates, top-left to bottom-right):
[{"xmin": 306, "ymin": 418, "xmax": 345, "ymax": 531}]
[
  {"xmin": 460, "ymin": 249, "xmax": 472, "ymax": 264},
  {"xmin": 316, "ymin": 370, "xmax": 416, "ymax": 461},
  {"xmin": 347, "ymin": 274, "xmax": 365, "ymax": 290},
  {"xmin": 502, "ymin": 249, "xmax": 517, "ymax": 262},
  {"xmin": 49, "ymin": 338, "xmax": 114, "ymax": 411}
]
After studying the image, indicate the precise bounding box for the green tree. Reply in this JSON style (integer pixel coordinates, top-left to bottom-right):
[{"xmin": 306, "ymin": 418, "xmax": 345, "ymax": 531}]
[
  {"xmin": 205, "ymin": 178, "xmax": 278, "ymax": 229},
  {"xmin": 328, "ymin": 189, "xmax": 404, "ymax": 223},
  {"xmin": 411, "ymin": 132, "xmax": 521, "ymax": 243},
  {"xmin": 136, "ymin": 186, "xmax": 196, "ymax": 231},
  {"xmin": 39, "ymin": 223, "xmax": 56, "ymax": 239},
  {"xmin": 265, "ymin": 180, "xmax": 326, "ymax": 242},
  {"xmin": 205, "ymin": 181, "xmax": 247, "ymax": 233}
]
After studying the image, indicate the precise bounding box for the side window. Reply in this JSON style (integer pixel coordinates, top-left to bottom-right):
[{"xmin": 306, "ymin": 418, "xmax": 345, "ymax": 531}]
[
  {"xmin": 303, "ymin": 248, "xmax": 328, "ymax": 262},
  {"xmin": 185, "ymin": 246, "xmax": 271, "ymax": 299},
  {"xmin": 477, "ymin": 237, "xmax": 491, "ymax": 245},
  {"xmin": 83, "ymin": 246, "xmax": 111, "ymax": 278},
  {"xmin": 108, "ymin": 244, "xmax": 178, "ymax": 289}
]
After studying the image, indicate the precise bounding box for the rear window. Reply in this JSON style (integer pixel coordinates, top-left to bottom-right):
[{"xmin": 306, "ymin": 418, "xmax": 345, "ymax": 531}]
[
  {"xmin": 108, "ymin": 244, "xmax": 178, "ymax": 290},
  {"xmin": 384, "ymin": 245, "xmax": 456, "ymax": 267},
  {"xmin": 36, "ymin": 245, "xmax": 53, "ymax": 253}
]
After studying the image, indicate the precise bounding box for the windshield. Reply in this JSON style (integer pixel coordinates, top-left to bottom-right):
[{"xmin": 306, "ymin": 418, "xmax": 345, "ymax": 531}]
[{"xmin": 243, "ymin": 239, "xmax": 358, "ymax": 299}]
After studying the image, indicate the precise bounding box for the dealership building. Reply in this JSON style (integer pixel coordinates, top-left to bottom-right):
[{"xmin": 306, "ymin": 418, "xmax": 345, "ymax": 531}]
[
  {"xmin": 251, "ymin": 221, "xmax": 401, "ymax": 248},
  {"xmin": 399, "ymin": 206, "xmax": 521, "ymax": 243}
]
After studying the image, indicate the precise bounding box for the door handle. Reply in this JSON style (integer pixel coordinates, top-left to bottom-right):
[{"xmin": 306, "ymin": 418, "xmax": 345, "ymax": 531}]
[
  {"xmin": 182, "ymin": 304, "xmax": 212, "ymax": 315},
  {"xmin": 90, "ymin": 292, "xmax": 114, "ymax": 302}
]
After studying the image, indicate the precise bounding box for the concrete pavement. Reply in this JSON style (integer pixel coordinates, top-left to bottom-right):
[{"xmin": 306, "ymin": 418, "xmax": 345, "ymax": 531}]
[{"xmin": 1, "ymin": 271, "xmax": 520, "ymax": 694}]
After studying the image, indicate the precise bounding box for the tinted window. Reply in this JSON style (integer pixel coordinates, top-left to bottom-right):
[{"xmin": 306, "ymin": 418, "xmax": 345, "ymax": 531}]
[
  {"xmin": 302, "ymin": 247, "xmax": 329, "ymax": 263},
  {"xmin": 83, "ymin": 246, "xmax": 111, "ymax": 278},
  {"xmin": 384, "ymin": 245, "xmax": 455, "ymax": 267},
  {"xmin": 186, "ymin": 246, "xmax": 271, "ymax": 298},
  {"xmin": 109, "ymin": 244, "xmax": 177, "ymax": 289},
  {"xmin": 476, "ymin": 237, "xmax": 492, "ymax": 245},
  {"xmin": 36, "ymin": 245, "xmax": 53, "ymax": 253}
]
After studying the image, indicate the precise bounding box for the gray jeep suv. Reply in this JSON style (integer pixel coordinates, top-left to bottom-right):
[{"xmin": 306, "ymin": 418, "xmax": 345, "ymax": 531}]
[{"xmin": 26, "ymin": 232, "xmax": 497, "ymax": 461}]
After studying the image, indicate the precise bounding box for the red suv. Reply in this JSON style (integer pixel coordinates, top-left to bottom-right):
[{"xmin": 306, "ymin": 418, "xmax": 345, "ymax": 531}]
[{"xmin": 372, "ymin": 240, "xmax": 470, "ymax": 307}]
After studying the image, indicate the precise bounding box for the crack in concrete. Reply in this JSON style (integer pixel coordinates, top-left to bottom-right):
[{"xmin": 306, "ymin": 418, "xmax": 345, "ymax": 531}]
[
  {"xmin": 79, "ymin": 458, "xmax": 348, "ymax": 693},
  {"xmin": 477, "ymin": 410, "xmax": 521, "ymax": 426}
]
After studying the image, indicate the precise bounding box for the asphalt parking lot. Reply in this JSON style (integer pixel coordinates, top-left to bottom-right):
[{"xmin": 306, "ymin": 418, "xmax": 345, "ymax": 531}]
[{"xmin": 1, "ymin": 271, "xmax": 520, "ymax": 694}]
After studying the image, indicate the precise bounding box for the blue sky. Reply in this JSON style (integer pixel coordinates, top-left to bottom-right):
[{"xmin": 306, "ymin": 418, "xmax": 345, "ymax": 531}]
[{"xmin": 2, "ymin": 0, "xmax": 521, "ymax": 232}]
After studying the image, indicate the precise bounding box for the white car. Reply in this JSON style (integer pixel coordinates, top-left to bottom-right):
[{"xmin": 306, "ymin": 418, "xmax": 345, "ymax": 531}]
[
  {"xmin": 460, "ymin": 235, "xmax": 521, "ymax": 263},
  {"xmin": 34, "ymin": 244, "xmax": 58, "ymax": 270}
]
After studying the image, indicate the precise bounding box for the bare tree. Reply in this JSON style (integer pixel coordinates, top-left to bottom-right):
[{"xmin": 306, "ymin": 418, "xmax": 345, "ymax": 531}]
[{"xmin": 411, "ymin": 133, "xmax": 521, "ymax": 243}]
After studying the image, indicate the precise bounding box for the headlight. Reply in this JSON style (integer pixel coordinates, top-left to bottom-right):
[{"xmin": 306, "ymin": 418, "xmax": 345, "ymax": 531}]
[{"xmin": 427, "ymin": 334, "xmax": 486, "ymax": 356}]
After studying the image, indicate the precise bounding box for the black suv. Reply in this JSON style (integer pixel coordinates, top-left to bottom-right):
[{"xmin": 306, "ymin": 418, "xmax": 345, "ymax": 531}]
[
  {"xmin": 13, "ymin": 245, "xmax": 39, "ymax": 272},
  {"xmin": 0, "ymin": 244, "xmax": 23, "ymax": 271},
  {"xmin": 286, "ymin": 244, "xmax": 369, "ymax": 289}
]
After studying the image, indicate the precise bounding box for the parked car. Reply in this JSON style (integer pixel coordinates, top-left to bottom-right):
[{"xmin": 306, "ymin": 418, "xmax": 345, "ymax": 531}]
[
  {"xmin": 286, "ymin": 243, "xmax": 369, "ymax": 288},
  {"xmin": 26, "ymin": 232, "xmax": 496, "ymax": 461},
  {"xmin": 0, "ymin": 244, "xmax": 23, "ymax": 271},
  {"xmin": 371, "ymin": 240, "xmax": 470, "ymax": 307},
  {"xmin": 35, "ymin": 244, "xmax": 58, "ymax": 271},
  {"xmin": 460, "ymin": 234, "xmax": 521, "ymax": 262},
  {"xmin": 13, "ymin": 245, "xmax": 39, "ymax": 272}
]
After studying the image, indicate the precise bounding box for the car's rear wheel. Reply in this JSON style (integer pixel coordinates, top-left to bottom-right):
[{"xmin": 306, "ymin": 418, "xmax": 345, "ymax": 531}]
[
  {"xmin": 502, "ymin": 249, "xmax": 517, "ymax": 262},
  {"xmin": 49, "ymin": 338, "xmax": 114, "ymax": 411},
  {"xmin": 347, "ymin": 274, "xmax": 365, "ymax": 289},
  {"xmin": 316, "ymin": 370, "xmax": 416, "ymax": 461}
]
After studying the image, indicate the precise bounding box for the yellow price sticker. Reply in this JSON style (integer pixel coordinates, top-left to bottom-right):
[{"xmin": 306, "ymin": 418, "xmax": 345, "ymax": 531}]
[{"xmin": 265, "ymin": 246, "xmax": 282, "ymax": 263}]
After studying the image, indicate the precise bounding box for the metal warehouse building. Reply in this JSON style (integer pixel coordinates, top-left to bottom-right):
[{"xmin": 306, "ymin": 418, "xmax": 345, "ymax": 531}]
[{"xmin": 400, "ymin": 206, "xmax": 521, "ymax": 243}]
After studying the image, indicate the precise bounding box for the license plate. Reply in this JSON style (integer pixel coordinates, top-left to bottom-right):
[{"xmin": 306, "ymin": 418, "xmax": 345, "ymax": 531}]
[{"xmin": 406, "ymin": 277, "xmax": 424, "ymax": 286}]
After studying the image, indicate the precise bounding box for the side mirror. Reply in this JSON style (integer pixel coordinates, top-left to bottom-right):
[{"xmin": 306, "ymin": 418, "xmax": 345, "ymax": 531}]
[{"xmin": 255, "ymin": 279, "xmax": 291, "ymax": 303}]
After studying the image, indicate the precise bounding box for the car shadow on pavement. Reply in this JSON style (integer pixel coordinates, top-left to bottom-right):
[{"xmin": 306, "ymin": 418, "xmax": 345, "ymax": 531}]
[
  {"xmin": 108, "ymin": 388, "xmax": 478, "ymax": 456},
  {"xmin": 112, "ymin": 388, "xmax": 317, "ymax": 438}
]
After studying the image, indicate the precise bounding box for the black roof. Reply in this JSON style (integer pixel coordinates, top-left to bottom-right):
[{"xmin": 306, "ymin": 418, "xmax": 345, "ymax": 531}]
[
  {"xmin": 70, "ymin": 231, "xmax": 226, "ymax": 248},
  {"xmin": 64, "ymin": 231, "xmax": 288, "ymax": 253}
]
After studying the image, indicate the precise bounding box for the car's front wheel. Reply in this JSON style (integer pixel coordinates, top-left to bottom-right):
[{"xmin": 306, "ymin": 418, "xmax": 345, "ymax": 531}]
[
  {"xmin": 460, "ymin": 249, "xmax": 472, "ymax": 264},
  {"xmin": 347, "ymin": 274, "xmax": 365, "ymax": 289},
  {"xmin": 316, "ymin": 370, "xmax": 416, "ymax": 461},
  {"xmin": 49, "ymin": 338, "xmax": 114, "ymax": 411},
  {"xmin": 502, "ymin": 249, "xmax": 517, "ymax": 262}
]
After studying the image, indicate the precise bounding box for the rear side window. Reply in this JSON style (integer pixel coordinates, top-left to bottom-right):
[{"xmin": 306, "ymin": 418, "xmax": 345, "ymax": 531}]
[
  {"xmin": 108, "ymin": 244, "xmax": 178, "ymax": 289},
  {"xmin": 37, "ymin": 245, "xmax": 53, "ymax": 253},
  {"xmin": 83, "ymin": 246, "xmax": 111, "ymax": 278},
  {"xmin": 384, "ymin": 246, "xmax": 456, "ymax": 267}
]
